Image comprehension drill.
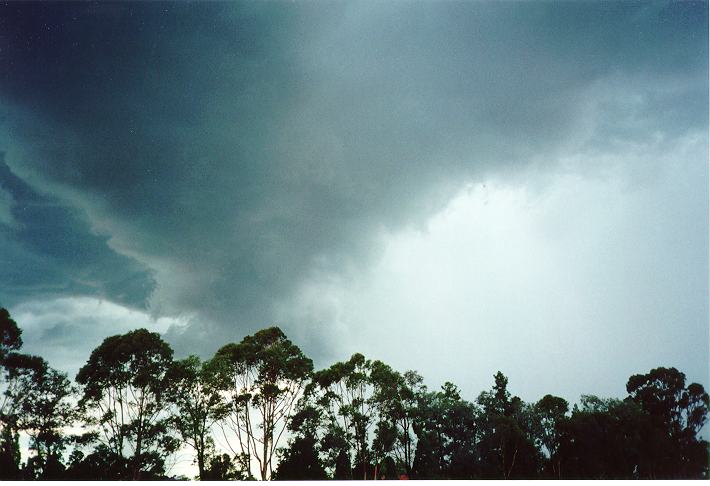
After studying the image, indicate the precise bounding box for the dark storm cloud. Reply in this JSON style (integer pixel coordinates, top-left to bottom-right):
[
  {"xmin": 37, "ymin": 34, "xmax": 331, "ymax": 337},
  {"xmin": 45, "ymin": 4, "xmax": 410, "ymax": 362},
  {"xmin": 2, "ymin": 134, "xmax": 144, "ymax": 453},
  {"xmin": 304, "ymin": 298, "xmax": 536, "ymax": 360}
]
[
  {"xmin": 0, "ymin": 153, "xmax": 154, "ymax": 309},
  {"xmin": 0, "ymin": 1, "xmax": 706, "ymax": 360}
]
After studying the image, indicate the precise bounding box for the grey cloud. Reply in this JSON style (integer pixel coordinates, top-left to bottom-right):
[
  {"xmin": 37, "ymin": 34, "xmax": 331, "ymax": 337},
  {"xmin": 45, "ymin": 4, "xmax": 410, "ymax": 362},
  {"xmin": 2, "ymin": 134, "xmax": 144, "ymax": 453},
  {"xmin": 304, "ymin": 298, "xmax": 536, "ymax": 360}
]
[
  {"xmin": 0, "ymin": 1, "xmax": 706, "ymax": 363},
  {"xmin": 331, "ymin": 132, "xmax": 708, "ymax": 403},
  {"xmin": 12, "ymin": 296, "xmax": 183, "ymax": 377},
  {"xmin": 0, "ymin": 154, "xmax": 155, "ymax": 310},
  {"xmin": 0, "ymin": 183, "xmax": 13, "ymax": 227}
]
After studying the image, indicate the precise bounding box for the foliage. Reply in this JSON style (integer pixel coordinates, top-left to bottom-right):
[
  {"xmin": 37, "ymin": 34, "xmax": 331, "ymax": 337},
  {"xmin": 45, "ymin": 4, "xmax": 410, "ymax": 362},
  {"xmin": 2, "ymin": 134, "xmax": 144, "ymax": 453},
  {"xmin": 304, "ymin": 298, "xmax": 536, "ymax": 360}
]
[
  {"xmin": 274, "ymin": 435, "xmax": 328, "ymax": 480},
  {"xmin": 165, "ymin": 355, "xmax": 228, "ymax": 480},
  {"xmin": 16, "ymin": 360, "xmax": 77, "ymax": 479},
  {"xmin": 527, "ymin": 394, "xmax": 568, "ymax": 478},
  {"xmin": 0, "ymin": 308, "xmax": 44, "ymax": 480},
  {"xmin": 370, "ymin": 364, "xmax": 422, "ymax": 476},
  {"xmin": 0, "ymin": 308, "xmax": 22, "ymax": 362},
  {"xmin": 0, "ymin": 424, "xmax": 21, "ymax": 479},
  {"xmin": 64, "ymin": 444, "xmax": 132, "ymax": 480},
  {"xmin": 273, "ymin": 400, "xmax": 329, "ymax": 479},
  {"xmin": 211, "ymin": 326, "xmax": 313, "ymax": 480},
  {"xmin": 412, "ymin": 381, "xmax": 478, "ymax": 479},
  {"xmin": 75, "ymin": 328, "xmax": 179, "ymax": 480},
  {"xmin": 201, "ymin": 452, "xmax": 252, "ymax": 480},
  {"xmin": 556, "ymin": 396, "xmax": 650, "ymax": 479},
  {"xmin": 0, "ymin": 308, "xmax": 707, "ymax": 480},
  {"xmin": 475, "ymin": 372, "xmax": 542, "ymax": 479},
  {"xmin": 310, "ymin": 352, "xmax": 376, "ymax": 479},
  {"xmin": 626, "ymin": 367, "xmax": 709, "ymax": 478}
]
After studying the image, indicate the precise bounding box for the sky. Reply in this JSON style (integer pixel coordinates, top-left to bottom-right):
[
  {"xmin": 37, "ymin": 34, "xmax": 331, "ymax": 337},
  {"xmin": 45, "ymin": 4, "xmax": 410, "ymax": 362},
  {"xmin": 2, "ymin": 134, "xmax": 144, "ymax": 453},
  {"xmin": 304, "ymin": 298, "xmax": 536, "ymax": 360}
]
[{"xmin": 0, "ymin": 0, "xmax": 708, "ymax": 407}]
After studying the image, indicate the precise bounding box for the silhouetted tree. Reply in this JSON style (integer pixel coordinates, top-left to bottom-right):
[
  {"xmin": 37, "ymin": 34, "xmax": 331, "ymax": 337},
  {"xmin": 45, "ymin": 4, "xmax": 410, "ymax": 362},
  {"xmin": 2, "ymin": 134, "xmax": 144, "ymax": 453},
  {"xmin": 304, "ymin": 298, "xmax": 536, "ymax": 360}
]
[
  {"xmin": 412, "ymin": 381, "xmax": 477, "ymax": 479},
  {"xmin": 16, "ymin": 360, "xmax": 77, "ymax": 479},
  {"xmin": 370, "ymin": 363, "xmax": 423, "ymax": 476},
  {"xmin": 0, "ymin": 309, "xmax": 45, "ymax": 480},
  {"xmin": 333, "ymin": 446, "xmax": 352, "ymax": 479},
  {"xmin": 0, "ymin": 309, "xmax": 22, "ymax": 362},
  {"xmin": 311, "ymin": 353, "xmax": 375, "ymax": 479},
  {"xmin": 527, "ymin": 394, "xmax": 568, "ymax": 478},
  {"xmin": 165, "ymin": 355, "xmax": 227, "ymax": 480},
  {"xmin": 476, "ymin": 372, "xmax": 541, "ymax": 479},
  {"xmin": 64, "ymin": 444, "xmax": 132, "ymax": 480},
  {"xmin": 212, "ymin": 326, "xmax": 313, "ymax": 480},
  {"xmin": 626, "ymin": 367, "xmax": 709, "ymax": 478},
  {"xmin": 556, "ymin": 395, "xmax": 650, "ymax": 479},
  {"xmin": 0, "ymin": 308, "xmax": 705, "ymax": 481},
  {"xmin": 201, "ymin": 452, "xmax": 251, "ymax": 480},
  {"xmin": 274, "ymin": 436, "xmax": 328, "ymax": 480},
  {"xmin": 274, "ymin": 402, "xmax": 329, "ymax": 479},
  {"xmin": 0, "ymin": 423, "xmax": 21, "ymax": 479},
  {"xmin": 76, "ymin": 328, "xmax": 179, "ymax": 480}
]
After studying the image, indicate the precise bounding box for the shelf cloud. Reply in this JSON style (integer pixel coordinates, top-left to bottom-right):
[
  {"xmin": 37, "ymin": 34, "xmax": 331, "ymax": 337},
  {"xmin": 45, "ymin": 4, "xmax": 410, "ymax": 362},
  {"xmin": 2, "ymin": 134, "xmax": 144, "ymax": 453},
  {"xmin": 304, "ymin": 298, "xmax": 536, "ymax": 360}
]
[{"xmin": 0, "ymin": 1, "xmax": 706, "ymax": 400}]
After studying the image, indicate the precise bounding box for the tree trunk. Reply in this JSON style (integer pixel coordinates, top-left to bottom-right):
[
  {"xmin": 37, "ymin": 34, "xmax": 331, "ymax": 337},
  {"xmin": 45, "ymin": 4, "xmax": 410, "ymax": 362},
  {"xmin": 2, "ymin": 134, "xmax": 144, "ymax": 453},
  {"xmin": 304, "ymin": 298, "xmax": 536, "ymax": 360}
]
[
  {"xmin": 262, "ymin": 421, "xmax": 269, "ymax": 480},
  {"xmin": 197, "ymin": 449, "xmax": 205, "ymax": 480},
  {"xmin": 133, "ymin": 427, "xmax": 143, "ymax": 480}
]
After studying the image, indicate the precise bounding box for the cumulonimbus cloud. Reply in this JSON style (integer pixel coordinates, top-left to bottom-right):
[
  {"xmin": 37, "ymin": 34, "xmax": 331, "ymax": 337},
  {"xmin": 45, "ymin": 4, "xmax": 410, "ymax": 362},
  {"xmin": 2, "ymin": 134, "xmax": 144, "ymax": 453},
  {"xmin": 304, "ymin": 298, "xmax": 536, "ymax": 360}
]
[{"xmin": 0, "ymin": 1, "xmax": 706, "ymax": 367}]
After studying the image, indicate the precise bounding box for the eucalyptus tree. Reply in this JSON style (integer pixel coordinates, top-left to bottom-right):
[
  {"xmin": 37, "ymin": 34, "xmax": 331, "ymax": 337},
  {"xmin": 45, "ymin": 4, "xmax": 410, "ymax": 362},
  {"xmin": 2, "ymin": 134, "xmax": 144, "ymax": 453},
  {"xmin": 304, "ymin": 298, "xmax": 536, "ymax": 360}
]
[
  {"xmin": 165, "ymin": 355, "xmax": 228, "ymax": 480},
  {"xmin": 311, "ymin": 352, "xmax": 376, "ymax": 479},
  {"xmin": 202, "ymin": 452, "xmax": 251, "ymax": 480},
  {"xmin": 476, "ymin": 372, "xmax": 541, "ymax": 479},
  {"xmin": 527, "ymin": 394, "xmax": 568, "ymax": 478},
  {"xmin": 626, "ymin": 367, "xmax": 708, "ymax": 440},
  {"xmin": 0, "ymin": 308, "xmax": 45, "ymax": 479},
  {"xmin": 370, "ymin": 363, "xmax": 423, "ymax": 476},
  {"xmin": 412, "ymin": 381, "xmax": 478, "ymax": 479},
  {"xmin": 75, "ymin": 328, "xmax": 179, "ymax": 480},
  {"xmin": 211, "ymin": 326, "xmax": 313, "ymax": 480},
  {"xmin": 273, "ymin": 403, "xmax": 329, "ymax": 480},
  {"xmin": 0, "ymin": 308, "xmax": 24, "ymax": 429},
  {"xmin": 626, "ymin": 367, "xmax": 709, "ymax": 478},
  {"xmin": 16, "ymin": 359, "xmax": 77, "ymax": 479},
  {"xmin": 556, "ymin": 395, "xmax": 650, "ymax": 479},
  {"xmin": 0, "ymin": 309, "xmax": 22, "ymax": 363}
]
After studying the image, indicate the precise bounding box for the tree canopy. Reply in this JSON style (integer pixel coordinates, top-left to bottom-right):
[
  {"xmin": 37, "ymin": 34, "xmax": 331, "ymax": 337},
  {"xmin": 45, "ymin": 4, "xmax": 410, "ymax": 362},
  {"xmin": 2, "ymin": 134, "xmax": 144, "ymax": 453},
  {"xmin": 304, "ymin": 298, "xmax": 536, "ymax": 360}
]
[
  {"xmin": 0, "ymin": 307, "xmax": 707, "ymax": 480},
  {"xmin": 75, "ymin": 328, "xmax": 178, "ymax": 480},
  {"xmin": 211, "ymin": 326, "xmax": 313, "ymax": 480}
]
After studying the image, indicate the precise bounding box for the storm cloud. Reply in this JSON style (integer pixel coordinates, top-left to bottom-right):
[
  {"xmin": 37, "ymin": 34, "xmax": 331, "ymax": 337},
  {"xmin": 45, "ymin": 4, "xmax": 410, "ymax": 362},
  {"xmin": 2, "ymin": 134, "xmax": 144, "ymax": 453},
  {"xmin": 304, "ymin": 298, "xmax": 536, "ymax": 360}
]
[{"xmin": 0, "ymin": 1, "xmax": 707, "ymax": 398}]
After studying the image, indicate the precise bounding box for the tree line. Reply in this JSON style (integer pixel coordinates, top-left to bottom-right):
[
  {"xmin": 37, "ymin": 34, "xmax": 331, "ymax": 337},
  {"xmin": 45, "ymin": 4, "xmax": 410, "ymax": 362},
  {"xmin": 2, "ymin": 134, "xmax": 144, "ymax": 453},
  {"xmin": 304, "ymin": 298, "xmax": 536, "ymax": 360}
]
[{"xmin": 0, "ymin": 307, "xmax": 708, "ymax": 480}]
